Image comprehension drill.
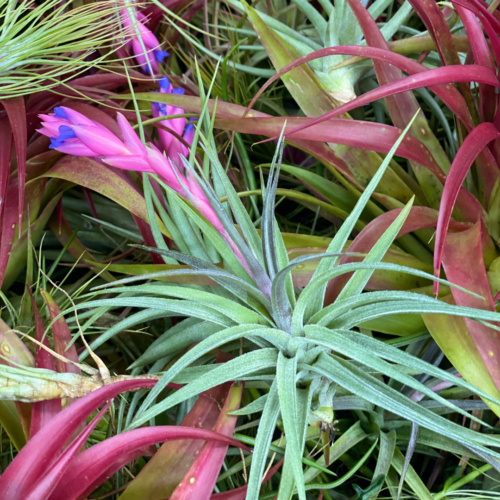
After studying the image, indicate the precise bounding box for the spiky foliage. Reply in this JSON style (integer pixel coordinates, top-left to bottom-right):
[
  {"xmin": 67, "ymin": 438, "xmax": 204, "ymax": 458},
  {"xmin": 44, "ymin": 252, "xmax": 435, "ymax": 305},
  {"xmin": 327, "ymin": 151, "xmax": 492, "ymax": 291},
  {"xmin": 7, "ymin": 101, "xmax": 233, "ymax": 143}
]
[
  {"xmin": 48, "ymin": 102, "xmax": 500, "ymax": 498},
  {"xmin": 0, "ymin": 0, "xmax": 124, "ymax": 98}
]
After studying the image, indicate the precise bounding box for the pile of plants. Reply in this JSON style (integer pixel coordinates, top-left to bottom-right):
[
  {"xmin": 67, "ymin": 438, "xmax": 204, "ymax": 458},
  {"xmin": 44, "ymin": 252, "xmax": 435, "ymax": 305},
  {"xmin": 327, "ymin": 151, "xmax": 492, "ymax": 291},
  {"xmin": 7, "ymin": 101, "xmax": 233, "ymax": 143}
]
[{"xmin": 2, "ymin": 0, "xmax": 500, "ymax": 498}]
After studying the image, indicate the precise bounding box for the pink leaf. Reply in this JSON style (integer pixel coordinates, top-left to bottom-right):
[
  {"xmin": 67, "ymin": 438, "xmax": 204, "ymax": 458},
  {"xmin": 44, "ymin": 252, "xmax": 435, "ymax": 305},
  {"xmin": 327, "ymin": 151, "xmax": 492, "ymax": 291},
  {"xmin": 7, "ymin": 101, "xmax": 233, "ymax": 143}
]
[
  {"xmin": 434, "ymin": 122, "xmax": 500, "ymax": 292},
  {"xmin": 1, "ymin": 97, "xmax": 27, "ymax": 233},
  {"xmin": 0, "ymin": 379, "xmax": 158, "ymax": 500},
  {"xmin": 169, "ymin": 384, "xmax": 244, "ymax": 500},
  {"xmin": 48, "ymin": 425, "xmax": 251, "ymax": 500}
]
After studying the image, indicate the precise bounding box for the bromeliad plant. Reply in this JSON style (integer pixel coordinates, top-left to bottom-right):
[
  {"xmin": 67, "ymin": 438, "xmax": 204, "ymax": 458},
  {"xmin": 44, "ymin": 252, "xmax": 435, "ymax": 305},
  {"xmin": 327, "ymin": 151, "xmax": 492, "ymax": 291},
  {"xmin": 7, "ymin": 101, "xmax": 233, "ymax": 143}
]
[
  {"xmin": 150, "ymin": 0, "xmax": 500, "ymax": 420},
  {"xmin": 39, "ymin": 97, "xmax": 500, "ymax": 497}
]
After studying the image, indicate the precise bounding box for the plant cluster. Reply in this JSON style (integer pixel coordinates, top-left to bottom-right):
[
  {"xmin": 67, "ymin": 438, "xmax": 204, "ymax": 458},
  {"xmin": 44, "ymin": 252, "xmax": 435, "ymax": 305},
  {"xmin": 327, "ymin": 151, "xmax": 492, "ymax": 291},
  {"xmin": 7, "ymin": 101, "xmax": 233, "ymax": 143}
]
[{"xmin": 1, "ymin": 0, "xmax": 500, "ymax": 499}]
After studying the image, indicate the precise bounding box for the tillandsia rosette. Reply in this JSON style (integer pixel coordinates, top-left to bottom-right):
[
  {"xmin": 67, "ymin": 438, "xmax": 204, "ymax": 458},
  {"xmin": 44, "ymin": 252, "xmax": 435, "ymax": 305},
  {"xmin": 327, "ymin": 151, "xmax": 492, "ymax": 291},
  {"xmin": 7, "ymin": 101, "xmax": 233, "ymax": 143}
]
[
  {"xmin": 29, "ymin": 105, "xmax": 500, "ymax": 498},
  {"xmin": 4, "ymin": 0, "xmax": 500, "ymax": 496}
]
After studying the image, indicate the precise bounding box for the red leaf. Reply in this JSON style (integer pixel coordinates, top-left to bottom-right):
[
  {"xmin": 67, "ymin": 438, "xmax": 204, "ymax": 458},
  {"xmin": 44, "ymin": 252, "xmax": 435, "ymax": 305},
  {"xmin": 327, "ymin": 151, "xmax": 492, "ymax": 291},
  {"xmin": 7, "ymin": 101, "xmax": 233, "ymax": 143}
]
[
  {"xmin": 24, "ymin": 402, "xmax": 111, "ymax": 500},
  {"xmin": 1, "ymin": 97, "xmax": 27, "ymax": 232},
  {"xmin": 244, "ymin": 46, "xmax": 474, "ymax": 130},
  {"xmin": 0, "ymin": 179, "xmax": 19, "ymax": 288},
  {"xmin": 455, "ymin": 4, "xmax": 496, "ymax": 122},
  {"xmin": 170, "ymin": 384, "xmax": 243, "ymax": 500},
  {"xmin": 407, "ymin": 0, "xmax": 463, "ymax": 68},
  {"xmin": 275, "ymin": 65, "xmax": 499, "ymax": 141},
  {"xmin": 28, "ymin": 289, "xmax": 61, "ymax": 438},
  {"xmin": 41, "ymin": 291, "xmax": 81, "ymax": 376},
  {"xmin": 119, "ymin": 382, "xmax": 233, "ymax": 499},
  {"xmin": 434, "ymin": 122, "xmax": 500, "ymax": 291},
  {"xmin": 0, "ymin": 379, "xmax": 158, "ymax": 500},
  {"xmin": 0, "ymin": 117, "xmax": 12, "ymax": 223},
  {"xmin": 47, "ymin": 426, "xmax": 251, "ymax": 500},
  {"xmin": 442, "ymin": 223, "xmax": 500, "ymax": 388},
  {"xmin": 221, "ymin": 116, "xmax": 444, "ymax": 175},
  {"xmin": 346, "ymin": 0, "xmax": 423, "ymax": 129}
]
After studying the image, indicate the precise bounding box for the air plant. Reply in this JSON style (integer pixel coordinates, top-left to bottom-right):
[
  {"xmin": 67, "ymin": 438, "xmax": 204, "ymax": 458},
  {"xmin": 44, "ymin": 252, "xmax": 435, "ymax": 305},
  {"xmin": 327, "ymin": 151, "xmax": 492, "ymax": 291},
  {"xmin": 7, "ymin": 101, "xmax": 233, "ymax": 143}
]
[
  {"xmin": 0, "ymin": 0, "xmax": 124, "ymax": 99},
  {"xmin": 40, "ymin": 96, "xmax": 500, "ymax": 497},
  {"xmin": 176, "ymin": 0, "xmax": 500, "ymax": 421},
  {"xmin": 39, "ymin": 102, "xmax": 246, "ymax": 266},
  {"xmin": 0, "ymin": 374, "xmax": 250, "ymax": 500},
  {"xmin": 214, "ymin": 0, "xmax": 414, "ymax": 102}
]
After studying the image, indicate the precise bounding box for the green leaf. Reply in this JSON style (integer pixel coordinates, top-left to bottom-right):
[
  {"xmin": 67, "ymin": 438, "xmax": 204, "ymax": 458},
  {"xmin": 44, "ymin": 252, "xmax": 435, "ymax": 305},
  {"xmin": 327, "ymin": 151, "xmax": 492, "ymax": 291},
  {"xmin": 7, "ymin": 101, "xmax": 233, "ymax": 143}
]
[
  {"xmin": 128, "ymin": 349, "xmax": 279, "ymax": 429},
  {"xmin": 293, "ymin": 112, "xmax": 419, "ymax": 333},
  {"xmin": 303, "ymin": 326, "xmax": 489, "ymax": 425},
  {"xmin": 90, "ymin": 283, "xmax": 268, "ymax": 326},
  {"xmin": 245, "ymin": 380, "xmax": 280, "ymax": 500},
  {"xmin": 276, "ymin": 352, "xmax": 305, "ymax": 500},
  {"xmin": 337, "ymin": 196, "xmax": 415, "ymax": 301},
  {"xmin": 311, "ymin": 352, "xmax": 500, "ymax": 459}
]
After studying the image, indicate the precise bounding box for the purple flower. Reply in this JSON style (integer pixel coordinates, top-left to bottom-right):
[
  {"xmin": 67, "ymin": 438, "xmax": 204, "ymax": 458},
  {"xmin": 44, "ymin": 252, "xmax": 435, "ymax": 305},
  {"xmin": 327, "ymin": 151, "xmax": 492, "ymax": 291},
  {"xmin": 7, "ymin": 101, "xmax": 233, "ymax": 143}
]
[
  {"xmin": 38, "ymin": 106, "xmax": 151, "ymax": 170},
  {"xmin": 152, "ymin": 77, "xmax": 188, "ymax": 156},
  {"xmin": 38, "ymin": 107, "xmax": 249, "ymax": 272},
  {"xmin": 121, "ymin": 8, "xmax": 168, "ymax": 74}
]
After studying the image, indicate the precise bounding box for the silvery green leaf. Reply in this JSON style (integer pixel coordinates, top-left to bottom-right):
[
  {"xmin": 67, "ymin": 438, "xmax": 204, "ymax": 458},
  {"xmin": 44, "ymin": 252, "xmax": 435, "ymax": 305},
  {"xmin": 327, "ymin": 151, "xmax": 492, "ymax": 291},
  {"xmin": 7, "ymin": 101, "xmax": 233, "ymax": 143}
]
[
  {"xmin": 80, "ymin": 309, "xmax": 167, "ymax": 362},
  {"xmin": 276, "ymin": 352, "xmax": 305, "ymax": 500},
  {"xmin": 311, "ymin": 353, "xmax": 500, "ymax": 461},
  {"xmin": 293, "ymin": 113, "xmax": 419, "ymax": 333},
  {"xmin": 129, "ymin": 320, "xmax": 223, "ymax": 369},
  {"xmin": 137, "ymin": 325, "xmax": 285, "ymax": 415},
  {"xmin": 90, "ymin": 283, "xmax": 268, "ymax": 326},
  {"xmin": 336, "ymin": 196, "xmax": 414, "ymax": 302},
  {"xmin": 303, "ymin": 326, "xmax": 487, "ymax": 425},
  {"xmin": 230, "ymin": 393, "xmax": 269, "ymax": 416},
  {"xmin": 371, "ymin": 430, "xmax": 397, "ymax": 500},
  {"xmin": 129, "ymin": 348, "xmax": 279, "ymax": 429},
  {"xmin": 200, "ymin": 140, "xmax": 264, "ymax": 266},
  {"xmin": 245, "ymin": 380, "xmax": 280, "ymax": 500}
]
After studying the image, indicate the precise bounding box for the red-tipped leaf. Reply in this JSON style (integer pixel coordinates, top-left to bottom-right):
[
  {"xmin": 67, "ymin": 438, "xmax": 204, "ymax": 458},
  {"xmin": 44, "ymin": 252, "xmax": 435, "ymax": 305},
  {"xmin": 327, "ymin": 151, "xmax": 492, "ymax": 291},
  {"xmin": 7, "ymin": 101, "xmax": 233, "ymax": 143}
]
[
  {"xmin": 442, "ymin": 223, "xmax": 500, "ymax": 389},
  {"xmin": 434, "ymin": 122, "xmax": 500, "ymax": 291},
  {"xmin": 170, "ymin": 383, "xmax": 243, "ymax": 500}
]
